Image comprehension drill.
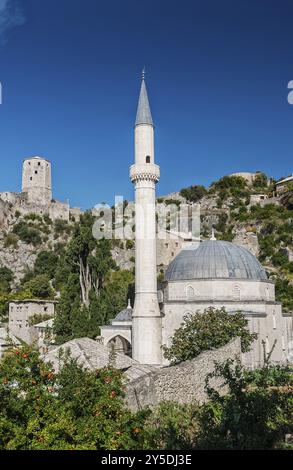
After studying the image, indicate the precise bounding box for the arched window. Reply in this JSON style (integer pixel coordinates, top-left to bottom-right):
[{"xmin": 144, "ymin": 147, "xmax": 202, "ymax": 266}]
[
  {"xmin": 186, "ymin": 285, "xmax": 195, "ymax": 300},
  {"xmin": 146, "ymin": 156, "xmax": 151, "ymax": 163},
  {"xmin": 232, "ymin": 284, "xmax": 241, "ymax": 300}
]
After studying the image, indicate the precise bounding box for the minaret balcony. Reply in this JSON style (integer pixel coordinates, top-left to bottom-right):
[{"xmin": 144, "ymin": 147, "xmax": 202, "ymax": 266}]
[{"xmin": 130, "ymin": 163, "xmax": 160, "ymax": 183}]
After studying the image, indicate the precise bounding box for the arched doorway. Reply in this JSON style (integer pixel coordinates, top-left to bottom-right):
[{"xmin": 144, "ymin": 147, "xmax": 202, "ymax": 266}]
[{"xmin": 107, "ymin": 335, "xmax": 132, "ymax": 356}]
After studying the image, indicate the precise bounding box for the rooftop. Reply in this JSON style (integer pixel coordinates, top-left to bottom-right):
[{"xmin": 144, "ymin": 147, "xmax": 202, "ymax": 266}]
[
  {"xmin": 165, "ymin": 240, "xmax": 268, "ymax": 282},
  {"xmin": 135, "ymin": 76, "xmax": 153, "ymax": 127}
]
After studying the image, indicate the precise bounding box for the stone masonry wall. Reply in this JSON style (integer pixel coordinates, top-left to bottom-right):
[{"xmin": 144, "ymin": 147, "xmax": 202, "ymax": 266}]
[{"xmin": 125, "ymin": 338, "xmax": 241, "ymax": 411}]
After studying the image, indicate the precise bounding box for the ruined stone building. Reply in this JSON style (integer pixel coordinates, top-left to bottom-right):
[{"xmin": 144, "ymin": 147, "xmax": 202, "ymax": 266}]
[{"xmin": 0, "ymin": 156, "xmax": 81, "ymax": 221}]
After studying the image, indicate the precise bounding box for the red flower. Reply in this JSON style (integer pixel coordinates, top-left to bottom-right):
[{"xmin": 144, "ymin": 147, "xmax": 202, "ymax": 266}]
[
  {"xmin": 110, "ymin": 390, "xmax": 117, "ymax": 398},
  {"xmin": 133, "ymin": 428, "xmax": 141, "ymax": 434},
  {"xmin": 22, "ymin": 354, "xmax": 29, "ymax": 359}
]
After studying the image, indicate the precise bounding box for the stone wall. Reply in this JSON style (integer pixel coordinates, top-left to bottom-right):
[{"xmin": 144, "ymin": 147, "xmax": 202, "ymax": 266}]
[
  {"xmin": 125, "ymin": 338, "xmax": 241, "ymax": 411},
  {"xmin": 0, "ymin": 198, "xmax": 10, "ymax": 228},
  {"xmin": 233, "ymin": 229, "xmax": 259, "ymax": 257}
]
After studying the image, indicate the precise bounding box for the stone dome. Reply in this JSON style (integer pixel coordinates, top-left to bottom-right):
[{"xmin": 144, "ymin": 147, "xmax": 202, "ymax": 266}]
[{"xmin": 165, "ymin": 240, "xmax": 267, "ymax": 282}]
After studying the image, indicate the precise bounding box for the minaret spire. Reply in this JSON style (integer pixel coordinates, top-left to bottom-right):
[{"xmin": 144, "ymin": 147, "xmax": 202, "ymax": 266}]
[{"xmin": 135, "ymin": 69, "xmax": 153, "ymax": 127}]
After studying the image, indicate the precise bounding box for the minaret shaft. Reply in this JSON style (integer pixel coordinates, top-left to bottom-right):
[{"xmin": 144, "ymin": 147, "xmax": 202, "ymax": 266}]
[{"xmin": 130, "ymin": 77, "xmax": 162, "ymax": 365}]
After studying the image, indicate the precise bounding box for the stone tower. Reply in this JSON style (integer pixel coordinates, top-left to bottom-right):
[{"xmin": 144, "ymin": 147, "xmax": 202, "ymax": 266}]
[
  {"xmin": 22, "ymin": 157, "xmax": 52, "ymax": 205},
  {"xmin": 130, "ymin": 72, "xmax": 162, "ymax": 365}
]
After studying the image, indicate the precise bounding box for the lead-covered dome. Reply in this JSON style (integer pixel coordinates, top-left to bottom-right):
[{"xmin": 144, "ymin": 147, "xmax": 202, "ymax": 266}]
[{"xmin": 165, "ymin": 240, "xmax": 267, "ymax": 281}]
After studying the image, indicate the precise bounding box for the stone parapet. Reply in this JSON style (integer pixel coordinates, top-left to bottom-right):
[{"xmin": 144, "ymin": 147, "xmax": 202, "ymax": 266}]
[{"xmin": 130, "ymin": 163, "xmax": 160, "ymax": 183}]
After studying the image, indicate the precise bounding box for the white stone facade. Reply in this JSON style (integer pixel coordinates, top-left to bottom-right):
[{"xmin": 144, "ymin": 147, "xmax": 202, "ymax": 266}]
[{"xmin": 161, "ymin": 278, "xmax": 292, "ymax": 368}]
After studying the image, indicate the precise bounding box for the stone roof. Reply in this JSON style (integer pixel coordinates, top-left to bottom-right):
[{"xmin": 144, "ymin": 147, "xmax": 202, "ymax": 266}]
[
  {"xmin": 43, "ymin": 337, "xmax": 138, "ymax": 372},
  {"xmin": 115, "ymin": 306, "xmax": 132, "ymax": 322},
  {"xmin": 0, "ymin": 327, "xmax": 20, "ymax": 346},
  {"xmin": 34, "ymin": 318, "xmax": 54, "ymax": 329},
  {"xmin": 276, "ymin": 174, "xmax": 293, "ymax": 185},
  {"xmin": 165, "ymin": 240, "xmax": 268, "ymax": 281},
  {"xmin": 42, "ymin": 337, "xmax": 156, "ymax": 382},
  {"xmin": 135, "ymin": 78, "xmax": 153, "ymax": 126}
]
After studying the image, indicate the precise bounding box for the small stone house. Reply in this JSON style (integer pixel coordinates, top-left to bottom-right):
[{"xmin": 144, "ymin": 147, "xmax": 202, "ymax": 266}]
[{"xmin": 9, "ymin": 299, "xmax": 57, "ymax": 345}]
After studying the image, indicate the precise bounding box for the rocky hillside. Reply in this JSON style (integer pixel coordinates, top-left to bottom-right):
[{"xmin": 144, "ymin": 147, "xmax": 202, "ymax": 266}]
[{"xmin": 160, "ymin": 172, "xmax": 293, "ymax": 310}]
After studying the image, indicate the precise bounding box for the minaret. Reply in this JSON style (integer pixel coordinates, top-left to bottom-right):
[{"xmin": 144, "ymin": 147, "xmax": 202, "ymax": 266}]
[{"xmin": 130, "ymin": 70, "xmax": 162, "ymax": 365}]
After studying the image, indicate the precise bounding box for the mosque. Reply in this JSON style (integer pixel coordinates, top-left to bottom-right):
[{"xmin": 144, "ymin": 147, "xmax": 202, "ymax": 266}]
[{"xmin": 100, "ymin": 73, "xmax": 293, "ymax": 369}]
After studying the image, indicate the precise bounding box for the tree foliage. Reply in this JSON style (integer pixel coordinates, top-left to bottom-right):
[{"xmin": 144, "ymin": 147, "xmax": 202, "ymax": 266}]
[
  {"xmin": 163, "ymin": 307, "xmax": 257, "ymax": 364},
  {"xmin": 53, "ymin": 213, "xmax": 133, "ymax": 344},
  {"xmin": 179, "ymin": 185, "xmax": 207, "ymax": 202},
  {"xmin": 0, "ymin": 345, "xmax": 146, "ymax": 450}
]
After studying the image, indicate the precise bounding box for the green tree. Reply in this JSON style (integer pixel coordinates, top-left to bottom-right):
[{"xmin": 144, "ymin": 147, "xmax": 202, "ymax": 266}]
[
  {"xmin": 54, "ymin": 213, "xmax": 117, "ymax": 343},
  {"xmin": 23, "ymin": 274, "xmax": 54, "ymax": 299},
  {"xmin": 0, "ymin": 267, "xmax": 13, "ymax": 295},
  {"xmin": 0, "ymin": 345, "xmax": 146, "ymax": 450},
  {"xmin": 163, "ymin": 307, "xmax": 257, "ymax": 364},
  {"xmin": 34, "ymin": 251, "xmax": 59, "ymax": 279}
]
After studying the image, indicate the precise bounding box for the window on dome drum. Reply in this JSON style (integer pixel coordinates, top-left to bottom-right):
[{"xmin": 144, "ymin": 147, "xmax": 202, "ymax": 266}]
[
  {"xmin": 146, "ymin": 156, "xmax": 151, "ymax": 163},
  {"xmin": 232, "ymin": 284, "xmax": 241, "ymax": 300},
  {"xmin": 35, "ymin": 171, "xmax": 38, "ymax": 174},
  {"xmin": 38, "ymin": 162, "xmax": 41, "ymax": 166},
  {"xmin": 186, "ymin": 285, "xmax": 195, "ymax": 300}
]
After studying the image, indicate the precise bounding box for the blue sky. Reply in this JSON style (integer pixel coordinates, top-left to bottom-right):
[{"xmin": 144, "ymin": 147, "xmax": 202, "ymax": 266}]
[{"xmin": 0, "ymin": 0, "xmax": 292, "ymax": 209}]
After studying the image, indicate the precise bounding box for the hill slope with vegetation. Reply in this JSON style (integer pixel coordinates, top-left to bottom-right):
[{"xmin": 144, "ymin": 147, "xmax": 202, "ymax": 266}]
[{"xmin": 0, "ymin": 171, "xmax": 292, "ymax": 340}]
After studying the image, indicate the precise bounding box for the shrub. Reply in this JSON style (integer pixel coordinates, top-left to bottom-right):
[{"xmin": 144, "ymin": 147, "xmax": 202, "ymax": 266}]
[
  {"xmin": 199, "ymin": 359, "xmax": 293, "ymax": 449},
  {"xmin": 24, "ymin": 213, "xmax": 43, "ymax": 222},
  {"xmin": 43, "ymin": 214, "xmax": 52, "ymax": 225},
  {"xmin": 179, "ymin": 185, "xmax": 207, "ymax": 202},
  {"xmin": 125, "ymin": 239, "xmax": 134, "ymax": 250},
  {"xmin": 3, "ymin": 233, "xmax": 19, "ymax": 249},
  {"xmin": 253, "ymin": 172, "xmax": 268, "ymax": 189},
  {"xmin": 54, "ymin": 219, "xmax": 71, "ymax": 236},
  {"xmin": 12, "ymin": 221, "xmax": 42, "ymax": 246},
  {"xmin": 163, "ymin": 307, "xmax": 257, "ymax": 364}
]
